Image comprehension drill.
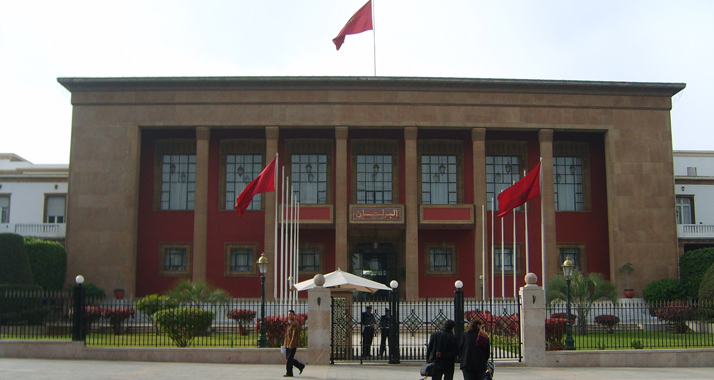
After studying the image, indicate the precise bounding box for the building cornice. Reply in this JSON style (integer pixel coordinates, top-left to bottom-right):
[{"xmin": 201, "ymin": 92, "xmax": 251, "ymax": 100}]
[{"xmin": 58, "ymin": 76, "xmax": 686, "ymax": 97}]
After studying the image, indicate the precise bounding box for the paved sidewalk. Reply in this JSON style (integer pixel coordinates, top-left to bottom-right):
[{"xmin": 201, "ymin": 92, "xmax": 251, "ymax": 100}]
[{"xmin": 1, "ymin": 358, "xmax": 712, "ymax": 380}]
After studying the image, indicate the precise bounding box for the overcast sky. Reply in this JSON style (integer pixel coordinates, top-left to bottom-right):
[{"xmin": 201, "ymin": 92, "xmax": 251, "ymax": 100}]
[{"xmin": 1, "ymin": 1, "xmax": 712, "ymax": 164}]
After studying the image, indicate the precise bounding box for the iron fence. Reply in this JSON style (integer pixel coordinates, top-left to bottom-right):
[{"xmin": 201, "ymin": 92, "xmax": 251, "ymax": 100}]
[
  {"xmin": 0, "ymin": 288, "xmax": 307, "ymax": 348},
  {"xmin": 547, "ymin": 299, "xmax": 714, "ymax": 350}
]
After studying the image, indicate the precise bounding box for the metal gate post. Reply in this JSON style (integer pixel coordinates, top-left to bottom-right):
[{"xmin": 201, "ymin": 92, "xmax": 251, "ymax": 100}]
[{"xmin": 454, "ymin": 280, "xmax": 464, "ymax": 340}]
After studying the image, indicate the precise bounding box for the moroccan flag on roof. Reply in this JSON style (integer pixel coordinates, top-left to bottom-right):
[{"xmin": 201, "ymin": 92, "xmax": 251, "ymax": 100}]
[
  {"xmin": 496, "ymin": 162, "xmax": 542, "ymax": 218},
  {"xmin": 332, "ymin": 0, "xmax": 373, "ymax": 50},
  {"xmin": 235, "ymin": 157, "xmax": 276, "ymax": 216}
]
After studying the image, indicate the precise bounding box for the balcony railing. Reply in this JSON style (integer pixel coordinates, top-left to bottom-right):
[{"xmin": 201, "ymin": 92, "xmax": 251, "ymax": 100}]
[
  {"xmin": 12, "ymin": 223, "xmax": 66, "ymax": 238},
  {"xmin": 677, "ymin": 224, "xmax": 714, "ymax": 239}
]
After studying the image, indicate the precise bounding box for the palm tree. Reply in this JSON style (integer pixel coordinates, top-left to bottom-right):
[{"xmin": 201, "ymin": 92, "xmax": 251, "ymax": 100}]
[
  {"xmin": 165, "ymin": 279, "xmax": 231, "ymax": 307},
  {"xmin": 546, "ymin": 271, "xmax": 617, "ymax": 335}
]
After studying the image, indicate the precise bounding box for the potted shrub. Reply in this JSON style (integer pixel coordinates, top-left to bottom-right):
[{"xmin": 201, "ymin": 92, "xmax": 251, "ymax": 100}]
[
  {"xmin": 114, "ymin": 288, "xmax": 125, "ymax": 299},
  {"xmin": 619, "ymin": 263, "xmax": 635, "ymax": 298}
]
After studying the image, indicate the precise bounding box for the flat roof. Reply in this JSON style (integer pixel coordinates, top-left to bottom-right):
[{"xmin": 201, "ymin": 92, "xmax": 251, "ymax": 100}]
[{"xmin": 58, "ymin": 76, "xmax": 686, "ymax": 97}]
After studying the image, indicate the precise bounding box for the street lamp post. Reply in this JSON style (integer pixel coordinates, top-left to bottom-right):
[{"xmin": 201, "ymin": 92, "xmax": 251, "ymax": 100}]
[
  {"xmin": 72, "ymin": 275, "xmax": 86, "ymax": 341},
  {"xmin": 257, "ymin": 253, "xmax": 269, "ymax": 348},
  {"xmin": 454, "ymin": 280, "xmax": 464, "ymax": 341},
  {"xmin": 388, "ymin": 280, "xmax": 400, "ymax": 364},
  {"xmin": 561, "ymin": 257, "xmax": 576, "ymax": 350}
]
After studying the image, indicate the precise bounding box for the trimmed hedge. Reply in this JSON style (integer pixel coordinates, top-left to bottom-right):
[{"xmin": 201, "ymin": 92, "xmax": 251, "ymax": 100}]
[
  {"xmin": 0, "ymin": 233, "xmax": 34, "ymax": 285},
  {"xmin": 24, "ymin": 237, "xmax": 67, "ymax": 290},
  {"xmin": 643, "ymin": 278, "xmax": 685, "ymax": 303},
  {"xmin": 154, "ymin": 307, "xmax": 214, "ymax": 347},
  {"xmin": 0, "ymin": 284, "xmax": 47, "ymax": 325},
  {"xmin": 680, "ymin": 248, "xmax": 714, "ymax": 299},
  {"xmin": 699, "ymin": 261, "xmax": 714, "ymax": 301}
]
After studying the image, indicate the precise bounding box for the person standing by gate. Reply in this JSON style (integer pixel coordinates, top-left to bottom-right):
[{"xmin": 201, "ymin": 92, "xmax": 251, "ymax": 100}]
[
  {"xmin": 283, "ymin": 310, "xmax": 305, "ymax": 377},
  {"xmin": 426, "ymin": 319, "xmax": 459, "ymax": 380},
  {"xmin": 361, "ymin": 305, "xmax": 376, "ymax": 357},
  {"xmin": 379, "ymin": 308, "xmax": 391, "ymax": 357},
  {"xmin": 459, "ymin": 319, "xmax": 490, "ymax": 380}
]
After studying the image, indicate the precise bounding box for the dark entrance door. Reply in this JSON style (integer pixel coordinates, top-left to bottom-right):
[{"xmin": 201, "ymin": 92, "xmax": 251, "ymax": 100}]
[{"xmin": 351, "ymin": 243, "xmax": 396, "ymax": 300}]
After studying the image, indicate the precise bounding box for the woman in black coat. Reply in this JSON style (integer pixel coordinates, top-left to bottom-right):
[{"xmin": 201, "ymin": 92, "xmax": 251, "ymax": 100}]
[{"xmin": 459, "ymin": 320, "xmax": 490, "ymax": 380}]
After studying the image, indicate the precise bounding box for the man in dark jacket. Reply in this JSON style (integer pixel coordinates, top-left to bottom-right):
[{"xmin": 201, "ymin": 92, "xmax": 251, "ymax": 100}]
[{"xmin": 426, "ymin": 320, "xmax": 459, "ymax": 380}]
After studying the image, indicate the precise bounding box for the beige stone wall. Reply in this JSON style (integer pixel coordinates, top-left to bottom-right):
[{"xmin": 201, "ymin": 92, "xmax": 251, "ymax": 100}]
[{"xmin": 61, "ymin": 78, "xmax": 683, "ymax": 295}]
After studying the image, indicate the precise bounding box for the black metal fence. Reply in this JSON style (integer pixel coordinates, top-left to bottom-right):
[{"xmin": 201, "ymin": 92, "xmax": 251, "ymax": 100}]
[
  {"xmin": 0, "ymin": 288, "xmax": 307, "ymax": 348},
  {"xmin": 547, "ymin": 299, "xmax": 714, "ymax": 350},
  {"xmin": 329, "ymin": 297, "xmax": 522, "ymax": 363}
]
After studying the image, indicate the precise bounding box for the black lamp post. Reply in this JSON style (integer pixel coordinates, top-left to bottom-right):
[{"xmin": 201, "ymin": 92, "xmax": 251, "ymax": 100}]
[
  {"xmin": 257, "ymin": 252, "xmax": 269, "ymax": 348},
  {"xmin": 561, "ymin": 257, "xmax": 576, "ymax": 350},
  {"xmin": 388, "ymin": 280, "xmax": 400, "ymax": 364},
  {"xmin": 72, "ymin": 275, "xmax": 86, "ymax": 341},
  {"xmin": 454, "ymin": 280, "xmax": 464, "ymax": 341}
]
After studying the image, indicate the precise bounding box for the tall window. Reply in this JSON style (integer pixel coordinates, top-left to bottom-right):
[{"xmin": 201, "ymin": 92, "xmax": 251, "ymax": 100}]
[
  {"xmin": 159, "ymin": 243, "xmax": 191, "ymax": 276},
  {"xmin": 225, "ymin": 243, "xmax": 257, "ymax": 276},
  {"xmin": 495, "ymin": 247, "xmax": 515, "ymax": 272},
  {"xmin": 45, "ymin": 195, "xmax": 66, "ymax": 223},
  {"xmin": 421, "ymin": 155, "xmax": 457, "ymax": 205},
  {"xmin": 292, "ymin": 154, "xmax": 327, "ymax": 204},
  {"xmin": 299, "ymin": 246, "xmax": 321, "ymax": 274},
  {"xmin": 487, "ymin": 156, "xmax": 521, "ymax": 210},
  {"xmin": 557, "ymin": 244, "xmax": 586, "ymax": 272},
  {"xmin": 559, "ymin": 248, "xmax": 581, "ymax": 271},
  {"xmin": 160, "ymin": 154, "xmax": 196, "ymax": 210},
  {"xmin": 225, "ymin": 154, "xmax": 263, "ymax": 210},
  {"xmin": 676, "ymin": 197, "xmax": 694, "ymax": 224},
  {"xmin": 0, "ymin": 196, "xmax": 9, "ymax": 223},
  {"xmin": 553, "ymin": 156, "xmax": 583, "ymax": 211},
  {"xmin": 425, "ymin": 242, "xmax": 457, "ymax": 275},
  {"xmin": 356, "ymin": 155, "xmax": 392, "ymax": 204}
]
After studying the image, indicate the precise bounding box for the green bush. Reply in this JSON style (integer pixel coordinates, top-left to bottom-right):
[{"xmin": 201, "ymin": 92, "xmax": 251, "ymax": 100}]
[
  {"xmin": 0, "ymin": 284, "xmax": 47, "ymax": 325},
  {"xmin": 136, "ymin": 294, "xmax": 178, "ymax": 334},
  {"xmin": 0, "ymin": 233, "xmax": 34, "ymax": 285},
  {"xmin": 154, "ymin": 307, "xmax": 214, "ymax": 347},
  {"xmin": 24, "ymin": 238, "xmax": 67, "ymax": 290},
  {"xmin": 680, "ymin": 248, "xmax": 714, "ymax": 299},
  {"xmin": 643, "ymin": 278, "xmax": 686, "ymax": 303},
  {"xmin": 699, "ymin": 261, "xmax": 714, "ymax": 301}
]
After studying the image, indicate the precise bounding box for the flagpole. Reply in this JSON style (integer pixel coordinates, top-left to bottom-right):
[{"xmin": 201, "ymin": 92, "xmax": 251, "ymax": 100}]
[
  {"xmin": 273, "ymin": 154, "xmax": 279, "ymax": 300},
  {"xmin": 513, "ymin": 206, "xmax": 517, "ymax": 300},
  {"xmin": 482, "ymin": 205, "xmax": 486, "ymax": 300},
  {"xmin": 491, "ymin": 197, "xmax": 495, "ymax": 301},
  {"xmin": 371, "ymin": 0, "xmax": 377, "ymax": 76},
  {"xmin": 525, "ymin": 171, "xmax": 530, "ymax": 275},
  {"xmin": 539, "ymin": 158, "xmax": 546, "ymax": 288},
  {"xmin": 500, "ymin": 208, "xmax": 504, "ymax": 299}
]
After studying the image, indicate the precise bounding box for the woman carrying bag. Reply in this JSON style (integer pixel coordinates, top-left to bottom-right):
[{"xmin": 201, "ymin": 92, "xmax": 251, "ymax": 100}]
[{"xmin": 459, "ymin": 320, "xmax": 490, "ymax": 380}]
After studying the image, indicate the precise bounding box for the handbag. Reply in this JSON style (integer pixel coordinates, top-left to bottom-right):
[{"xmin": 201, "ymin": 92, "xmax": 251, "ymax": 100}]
[{"xmin": 420, "ymin": 362, "xmax": 438, "ymax": 377}]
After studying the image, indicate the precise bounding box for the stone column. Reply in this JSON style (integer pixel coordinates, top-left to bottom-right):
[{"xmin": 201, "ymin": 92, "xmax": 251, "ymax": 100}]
[
  {"xmin": 335, "ymin": 126, "xmax": 349, "ymax": 271},
  {"xmin": 472, "ymin": 128, "xmax": 487, "ymax": 299},
  {"xmin": 192, "ymin": 126, "xmax": 210, "ymax": 281},
  {"xmin": 307, "ymin": 285, "xmax": 332, "ymax": 364},
  {"xmin": 519, "ymin": 273, "xmax": 546, "ymax": 366},
  {"xmin": 265, "ymin": 126, "xmax": 279, "ymax": 299},
  {"xmin": 404, "ymin": 127, "xmax": 419, "ymax": 300},
  {"xmin": 538, "ymin": 129, "xmax": 556, "ymax": 288}
]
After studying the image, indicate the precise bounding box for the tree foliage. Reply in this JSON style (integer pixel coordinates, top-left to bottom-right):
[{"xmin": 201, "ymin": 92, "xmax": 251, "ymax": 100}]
[
  {"xmin": 679, "ymin": 248, "xmax": 714, "ymax": 299},
  {"xmin": 698, "ymin": 261, "xmax": 714, "ymax": 301},
  {"xmin": 24, "ymin": 237, "xmax": 67, "ymax": 290},
  {"xmin": 165, "ymin": 279, "xmax": 231, "ymax": 306},
  {"xmin": 546, "ymin": 271, "xmax": 617, "ymax": 335},
  {"xmin": 642, "ymin": 278, "xmax": 685, "ymax": 303},
  {"xmin": 154, "ymin": 307, "xmax": 214, "ymax": 347},
  {"xmin": 0, "ymin": 233, "xmax": 34, "ymax": 285}
]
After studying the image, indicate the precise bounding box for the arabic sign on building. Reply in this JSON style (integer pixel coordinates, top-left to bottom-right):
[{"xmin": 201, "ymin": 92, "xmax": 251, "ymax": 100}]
[{"xmin": 351, "ymin": 206, "xmax": 403, "ymax": 222}]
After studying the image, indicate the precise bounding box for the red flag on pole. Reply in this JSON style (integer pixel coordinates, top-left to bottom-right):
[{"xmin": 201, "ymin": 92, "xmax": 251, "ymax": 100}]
[
  {"xmin": 235, "ymin": 157, "xmax": 277, "ymax": 216},
  {"xmin": 332, "ymin": 0, "xmax": 373, "ymax": 50},
  {"xmin": 496, "ymin": 162, "xmax": 541, "ymax": 218}
]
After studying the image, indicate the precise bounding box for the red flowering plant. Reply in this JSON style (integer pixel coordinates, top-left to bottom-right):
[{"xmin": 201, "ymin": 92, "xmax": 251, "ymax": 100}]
[
  {"xmin": 594, "ymin": 314, "xmax": 620, "ymax": 333},
  {"xmin": 654, "ymin": 305, "xmax": 695, "ymax": 333},
  {"xmin": 68, "ymin": 306, "xmax": 104, "ymax": 334},
  {"xmin": 464, "ymin": 310, "xmax": 518, "ymax": 336},
  {"xmin": 545, "ymin": 318, "xmax": 567, "ymax": 351},
  {"xmin": 550, "ymin": 312, "xmax": 577, "ymax": 324},
  {"xmin": 226, "ymin": 309, "xmax": 257, "ymax": 335},
  {"xmin": 101, "ymin": 307, "xmax": 136, "ymax": 335},
  {"xmin": 256, "ymin": 316, "xmax": 289, "ymax": 347}
]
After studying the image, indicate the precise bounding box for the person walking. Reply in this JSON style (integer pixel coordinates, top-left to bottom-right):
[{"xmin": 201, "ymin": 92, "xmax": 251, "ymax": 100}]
[
  {"xmin": 426, "ymin": 320, "xmax": 459, "ymax": 380},
  {"xmin": 361, "ymin": 305, "xmax": 376, "ymax": 357},
  {"xmin": 459, "ymin": 320, "xmax": 490, "ymax": 380},
  {"xmin": 283, "ymin": 310, "xmax": 305, "ymax": 377},
  {"xmin": 379, "ymin": 308, "xmax": 391, "ymax": 357}
]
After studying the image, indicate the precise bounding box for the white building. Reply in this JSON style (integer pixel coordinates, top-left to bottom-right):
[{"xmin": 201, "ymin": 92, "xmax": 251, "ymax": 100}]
[
  {"xmin": 0, "ymin": 154, "xmax": 69, "ymax": 241},
  {"xmin": 674, "ymin": 151, "xmax": 714, "ymax": 252}
]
